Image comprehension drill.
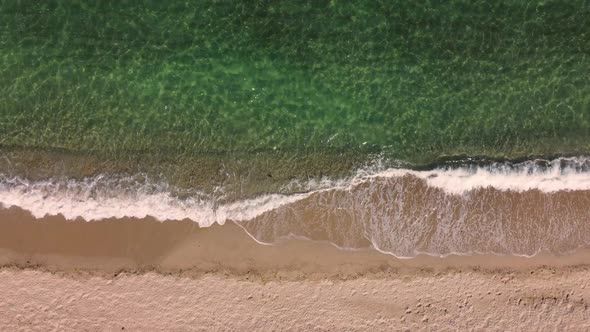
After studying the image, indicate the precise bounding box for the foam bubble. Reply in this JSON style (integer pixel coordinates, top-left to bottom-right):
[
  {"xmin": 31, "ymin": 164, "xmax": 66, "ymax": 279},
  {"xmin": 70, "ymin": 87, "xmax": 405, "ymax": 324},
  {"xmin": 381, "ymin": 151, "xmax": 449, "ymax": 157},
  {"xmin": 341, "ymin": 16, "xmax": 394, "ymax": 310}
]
[
  {"xmin": 0, "ymin": 175, "xmax": 310, "ymax": 226},
  {"xmin": 1, "ymin": 157, "xmax": 589, "ymax": 224},
  {"xmin": 367, "ymin": 157, "xmax": 590, "ymax": 194}
]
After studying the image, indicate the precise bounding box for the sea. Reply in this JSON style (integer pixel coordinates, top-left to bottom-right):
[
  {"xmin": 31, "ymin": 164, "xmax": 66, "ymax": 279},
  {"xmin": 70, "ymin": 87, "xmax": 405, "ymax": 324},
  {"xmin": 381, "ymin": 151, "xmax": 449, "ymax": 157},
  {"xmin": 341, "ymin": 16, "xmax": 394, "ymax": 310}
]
[{"xmin": 1, "ymin": 0, "xmax": 590, "ymax": 258}]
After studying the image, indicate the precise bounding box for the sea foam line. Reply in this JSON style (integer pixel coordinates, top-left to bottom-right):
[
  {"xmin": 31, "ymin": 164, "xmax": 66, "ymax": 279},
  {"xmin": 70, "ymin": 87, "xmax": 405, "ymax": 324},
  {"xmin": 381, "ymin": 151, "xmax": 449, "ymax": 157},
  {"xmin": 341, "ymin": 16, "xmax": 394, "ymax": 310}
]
[
  {"xmin": 0, "ymin": 157, "xmax": 589, "ymax": 223},
  {"xmin": 0, "ymin": 175, "xmax": 311, "ymax": 226},
  {"xmin": 364, "ymin": 156, "xmax": 590, "ymax": 194}
]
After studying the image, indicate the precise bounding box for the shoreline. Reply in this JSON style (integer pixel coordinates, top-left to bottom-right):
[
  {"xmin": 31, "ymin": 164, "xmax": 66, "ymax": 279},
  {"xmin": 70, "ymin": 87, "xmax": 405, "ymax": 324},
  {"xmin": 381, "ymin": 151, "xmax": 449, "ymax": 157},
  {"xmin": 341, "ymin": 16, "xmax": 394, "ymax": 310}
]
[
  {"xmin": 2, "ymin": 205, "xmax": 590, "ymax": 280},
  {"xmin": 2, "ymin": 148, "xmax": 589, "ymax": 202},
  {"xmin": 2, "ymin": 208, "xmax": 590, "ymax": 330}
]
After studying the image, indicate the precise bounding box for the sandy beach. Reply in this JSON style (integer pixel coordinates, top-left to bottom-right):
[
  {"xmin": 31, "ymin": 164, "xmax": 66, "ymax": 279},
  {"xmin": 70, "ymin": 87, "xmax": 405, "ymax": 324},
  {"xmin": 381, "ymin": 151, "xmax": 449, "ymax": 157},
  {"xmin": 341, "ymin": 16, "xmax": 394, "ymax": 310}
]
[
  {"xmin": 1, "ymin": 206, "xmax": 590, "ymax": 331},
  {"xmin": 3, "ymin": 0, "xmax": 590, "ymax": 330},
  {"xmin": 2, "ymin": 267, "xmax": 590, "ymax": 331}
]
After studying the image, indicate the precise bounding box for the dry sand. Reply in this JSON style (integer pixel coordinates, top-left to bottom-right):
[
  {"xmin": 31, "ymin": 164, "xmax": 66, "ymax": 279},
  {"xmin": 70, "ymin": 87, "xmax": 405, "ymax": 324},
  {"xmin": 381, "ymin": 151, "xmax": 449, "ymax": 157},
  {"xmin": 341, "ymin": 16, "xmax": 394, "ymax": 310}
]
[
  {"xmin": 1, "ymin": 206, "xmax": 590, "ymax": 331},
  {"xmin": 2, "ymin": 267, "xmax": 590, "ymax": 331}
]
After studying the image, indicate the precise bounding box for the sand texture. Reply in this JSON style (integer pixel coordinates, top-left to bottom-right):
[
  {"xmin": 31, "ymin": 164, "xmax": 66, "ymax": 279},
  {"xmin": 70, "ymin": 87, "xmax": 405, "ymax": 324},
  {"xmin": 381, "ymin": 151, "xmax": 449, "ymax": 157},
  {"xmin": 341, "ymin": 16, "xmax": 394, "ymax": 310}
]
[
  {"xmin": 1, "ymin": 206, "xmax": 590, "ymax": 330},
  {"xmin": 1, "ymin": 268, "xmax": 589, "ymax": 331}
]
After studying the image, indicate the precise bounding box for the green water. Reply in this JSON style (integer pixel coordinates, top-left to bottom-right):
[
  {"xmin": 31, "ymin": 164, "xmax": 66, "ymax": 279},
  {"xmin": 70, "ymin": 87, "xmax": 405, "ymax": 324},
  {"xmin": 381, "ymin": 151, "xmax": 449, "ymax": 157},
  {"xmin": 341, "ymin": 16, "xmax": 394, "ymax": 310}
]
[{"xmin": 1, "ymin": 0, "xmax": 589, "ymax": 169}]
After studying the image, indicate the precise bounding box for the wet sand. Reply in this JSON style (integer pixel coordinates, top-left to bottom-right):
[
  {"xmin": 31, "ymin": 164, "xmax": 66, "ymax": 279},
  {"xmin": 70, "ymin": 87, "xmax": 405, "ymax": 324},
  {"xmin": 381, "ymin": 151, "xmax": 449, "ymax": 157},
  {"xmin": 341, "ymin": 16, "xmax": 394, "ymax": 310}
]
[{"xmin": 1, "ymin": 205, "xmax": 590, "ymax": 330}]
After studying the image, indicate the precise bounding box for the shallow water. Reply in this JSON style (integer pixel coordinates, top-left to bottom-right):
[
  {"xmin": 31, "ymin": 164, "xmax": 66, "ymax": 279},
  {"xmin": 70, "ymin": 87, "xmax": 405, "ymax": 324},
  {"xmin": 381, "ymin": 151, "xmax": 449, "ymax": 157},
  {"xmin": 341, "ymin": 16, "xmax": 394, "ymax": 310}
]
[
  {"xmin": 1, "ymin": 1, "xmax": 589, "ymax": 162},
  {"xmin": 1, "ymin": 157, "xmax": 589, "ymax": 257}
]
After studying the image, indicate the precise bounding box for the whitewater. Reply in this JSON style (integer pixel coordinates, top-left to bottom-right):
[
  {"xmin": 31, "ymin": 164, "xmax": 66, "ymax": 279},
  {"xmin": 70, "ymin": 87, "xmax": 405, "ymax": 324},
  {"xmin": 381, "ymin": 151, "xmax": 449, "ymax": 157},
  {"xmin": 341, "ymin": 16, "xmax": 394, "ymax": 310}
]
[
  {"xmin": 1, "ymin": 157, "xmax": 590, "ymax": 257},
  {"xmin": 0, "ymin": 157, "xmax": 589, "ymax": 224}
]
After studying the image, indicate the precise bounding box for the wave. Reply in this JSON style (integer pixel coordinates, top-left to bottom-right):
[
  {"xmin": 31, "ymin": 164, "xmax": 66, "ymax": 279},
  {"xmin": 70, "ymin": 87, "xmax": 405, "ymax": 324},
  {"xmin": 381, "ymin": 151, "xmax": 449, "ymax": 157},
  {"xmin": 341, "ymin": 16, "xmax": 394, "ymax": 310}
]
[
  {"xmin": 0, "ymin": 174, "xmax": 310, "ymax": 226},
  {"xmin": 1, "ymin": 157, "xmax": 590, "ymax": 257},
  {"xmin": 403, "ymin": 156, "xmax": 590, "ymax": 194},
  {"xmin": 242, "ymin": 174, "xmax": 590, "ymax": 257}
]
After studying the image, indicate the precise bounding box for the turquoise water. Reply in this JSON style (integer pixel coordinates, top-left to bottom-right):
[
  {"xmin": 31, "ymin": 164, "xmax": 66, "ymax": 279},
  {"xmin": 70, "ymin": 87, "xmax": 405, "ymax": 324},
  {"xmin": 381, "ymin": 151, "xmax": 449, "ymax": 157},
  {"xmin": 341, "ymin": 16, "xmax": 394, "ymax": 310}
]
[{"xmin": 1, "ymin": 0, "xmax": 589, "ymax": 165}]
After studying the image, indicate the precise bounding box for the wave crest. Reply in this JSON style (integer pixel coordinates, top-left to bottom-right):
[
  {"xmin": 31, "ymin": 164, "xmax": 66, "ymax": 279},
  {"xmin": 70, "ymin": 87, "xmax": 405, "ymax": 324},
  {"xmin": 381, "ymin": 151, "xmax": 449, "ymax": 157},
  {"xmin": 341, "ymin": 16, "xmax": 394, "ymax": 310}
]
[{"xmin": 2, "ymin": 157, "xmax": 590, "ymax": 257}]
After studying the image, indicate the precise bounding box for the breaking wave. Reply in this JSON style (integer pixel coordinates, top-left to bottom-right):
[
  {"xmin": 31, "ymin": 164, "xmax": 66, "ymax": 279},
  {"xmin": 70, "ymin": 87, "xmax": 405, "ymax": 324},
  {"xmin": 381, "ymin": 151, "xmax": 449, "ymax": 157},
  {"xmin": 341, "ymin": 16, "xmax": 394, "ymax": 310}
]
[{"xmin": 1, "ymin": 157, "xmax": 590, "ymax": 257}]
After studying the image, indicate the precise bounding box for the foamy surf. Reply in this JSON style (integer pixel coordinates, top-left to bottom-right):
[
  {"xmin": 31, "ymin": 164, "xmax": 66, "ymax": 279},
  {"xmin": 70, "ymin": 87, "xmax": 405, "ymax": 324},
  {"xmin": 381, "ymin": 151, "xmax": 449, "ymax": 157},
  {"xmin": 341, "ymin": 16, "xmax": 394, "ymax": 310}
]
[
  {"xmin": 1, "ymin": 157, "xmax": 590, "ymax": 224},
  {"xmin": 1, "ymin": 157, "xmax": 590, "ymax": 257},
  {"xmin": 0, "ymin": 175, "xmax": 311, "ymax": 226},
  {"xmin": 377, "ymin": 156, "xmax": 590, "ymax": 194}
]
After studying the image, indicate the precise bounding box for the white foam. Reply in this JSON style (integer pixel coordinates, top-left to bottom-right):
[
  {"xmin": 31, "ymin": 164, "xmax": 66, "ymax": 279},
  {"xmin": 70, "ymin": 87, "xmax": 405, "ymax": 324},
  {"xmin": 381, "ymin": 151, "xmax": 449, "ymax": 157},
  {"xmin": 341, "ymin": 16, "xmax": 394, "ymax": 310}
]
[
  {"xmin": 366, "ymin": 157, "xmax": 590, "ymax": 194},
  {"xmin": 0, "ymin": 176, "xmax": 310, "ymax": 226},
  {"xmin": 1, "ymin": 157, "xmax": 589, "ymax": 223}
]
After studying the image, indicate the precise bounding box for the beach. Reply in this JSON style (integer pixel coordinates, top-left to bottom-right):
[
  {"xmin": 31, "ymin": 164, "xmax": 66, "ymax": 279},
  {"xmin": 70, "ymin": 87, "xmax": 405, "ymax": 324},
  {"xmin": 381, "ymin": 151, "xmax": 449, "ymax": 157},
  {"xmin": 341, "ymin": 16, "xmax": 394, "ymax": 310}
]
[
  {"xmin": 2, "ymin": 0, "xmax": 590, "ymax": 330},
  {"xmin": 2, "ymin": 267, "xmax": 589, "ymax": 331},
  {"xmin": 0, "ymin": 208, "xmax": 590, "ymax": 331},
  {"xmin": 2, "ymin": 158, "xmax": 590, "ymax": 331},
  {"xmin": 1, "ymin": 205, "xmax": 590, "ymax": 331}
]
